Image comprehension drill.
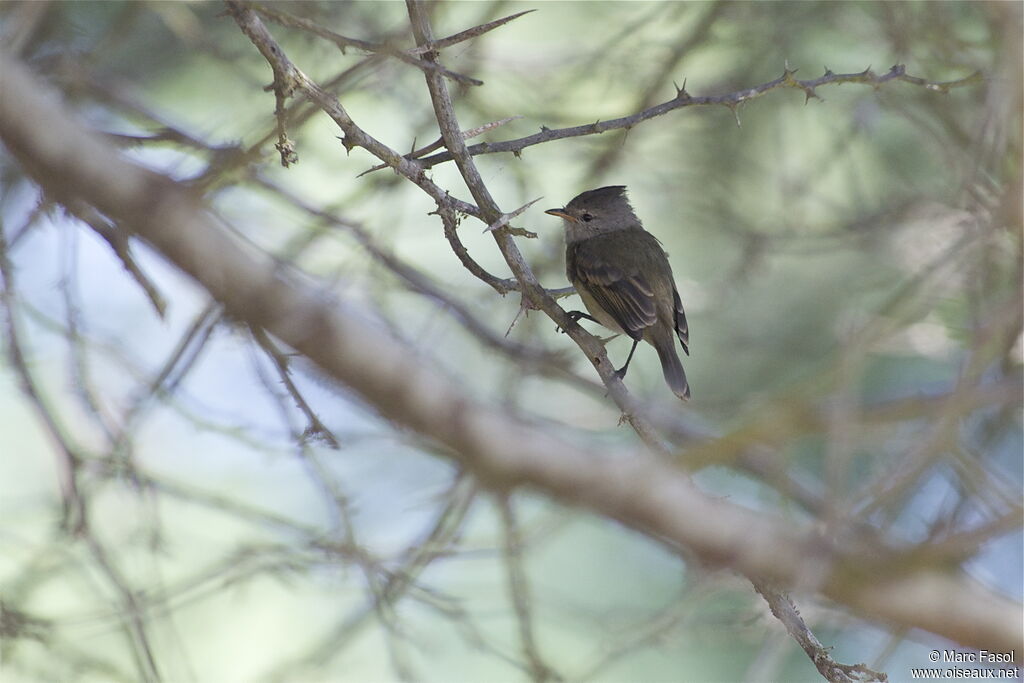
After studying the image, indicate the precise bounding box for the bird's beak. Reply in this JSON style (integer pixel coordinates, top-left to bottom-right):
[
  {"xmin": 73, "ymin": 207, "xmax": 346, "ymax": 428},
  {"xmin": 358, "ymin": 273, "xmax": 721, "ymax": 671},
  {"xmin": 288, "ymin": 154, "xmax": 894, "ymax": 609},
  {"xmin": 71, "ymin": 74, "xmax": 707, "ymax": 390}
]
[{"xmin": 544, "ymin": 208, "xmax": 576, "ymax": 222}]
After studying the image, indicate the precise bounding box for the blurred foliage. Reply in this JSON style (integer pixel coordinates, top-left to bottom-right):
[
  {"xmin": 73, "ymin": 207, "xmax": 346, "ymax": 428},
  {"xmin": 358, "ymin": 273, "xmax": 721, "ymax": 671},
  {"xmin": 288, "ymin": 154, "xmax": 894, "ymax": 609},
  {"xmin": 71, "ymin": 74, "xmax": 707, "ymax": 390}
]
[{"xmin": 0, "ymin": 1, "xmax": 1020, "ymax": 682}]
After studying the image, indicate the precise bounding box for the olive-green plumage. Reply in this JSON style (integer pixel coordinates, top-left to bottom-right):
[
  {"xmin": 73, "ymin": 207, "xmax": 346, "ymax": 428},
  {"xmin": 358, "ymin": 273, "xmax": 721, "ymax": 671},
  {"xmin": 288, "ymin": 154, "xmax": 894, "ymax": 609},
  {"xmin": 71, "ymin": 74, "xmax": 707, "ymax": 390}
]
[{"xmin": 546, "ymin": 186, "xmax": 690, "ymax": 400}]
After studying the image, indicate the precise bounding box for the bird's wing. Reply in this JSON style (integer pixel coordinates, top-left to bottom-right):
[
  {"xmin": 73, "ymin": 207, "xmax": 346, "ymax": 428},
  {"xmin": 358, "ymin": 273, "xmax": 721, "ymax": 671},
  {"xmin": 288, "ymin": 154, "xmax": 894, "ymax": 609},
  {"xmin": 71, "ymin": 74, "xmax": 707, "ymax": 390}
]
[
  {"xmin": 571, "ymin": 241, "xmax": 657, "ymax": 341},
  {"xmin": 673, "ymin": 288, "xmax": 689, "ymax": 355}
]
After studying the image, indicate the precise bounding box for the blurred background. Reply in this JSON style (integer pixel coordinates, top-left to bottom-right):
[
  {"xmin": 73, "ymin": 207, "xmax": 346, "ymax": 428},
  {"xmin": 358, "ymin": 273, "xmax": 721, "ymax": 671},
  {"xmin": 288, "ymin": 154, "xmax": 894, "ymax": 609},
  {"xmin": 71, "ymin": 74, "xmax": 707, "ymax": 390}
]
[{"xmin": 1, "ymin": 2, "xmax": 1021, "ymax": 681}]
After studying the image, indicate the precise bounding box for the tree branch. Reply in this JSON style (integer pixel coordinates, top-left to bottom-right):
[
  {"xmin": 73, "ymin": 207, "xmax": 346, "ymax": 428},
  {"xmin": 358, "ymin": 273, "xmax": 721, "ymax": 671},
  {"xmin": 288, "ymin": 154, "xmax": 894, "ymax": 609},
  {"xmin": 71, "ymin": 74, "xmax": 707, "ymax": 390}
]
[
  {"xmin": 404, "ymin": 0, "xmax": 668, "ymax": 450},
  {"xmin": 410, "ymin": 64, "xmax": 984, "ymax": 169},
  {"xmin": 225, "ymin": 0, "xmax": 482, "ymax": 218},
  {"xmin": 247, "ymin": 1, "xmax": 486, "ymax": 87}
]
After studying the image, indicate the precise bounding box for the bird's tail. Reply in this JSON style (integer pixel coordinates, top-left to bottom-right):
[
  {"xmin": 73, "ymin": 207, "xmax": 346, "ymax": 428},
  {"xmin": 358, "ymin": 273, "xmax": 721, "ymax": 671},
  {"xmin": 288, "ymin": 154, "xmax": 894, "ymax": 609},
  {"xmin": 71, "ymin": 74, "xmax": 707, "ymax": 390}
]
[{"xmin": 655, "ymin": 337, "xmax": 690, "ymax": 401}]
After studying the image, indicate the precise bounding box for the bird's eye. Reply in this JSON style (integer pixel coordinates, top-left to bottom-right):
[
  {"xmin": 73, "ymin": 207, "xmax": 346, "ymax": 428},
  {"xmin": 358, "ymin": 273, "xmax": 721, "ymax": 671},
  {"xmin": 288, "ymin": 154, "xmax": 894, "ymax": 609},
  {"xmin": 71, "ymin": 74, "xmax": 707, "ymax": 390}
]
[{"xmin": 581, "ymin": 213, "xmax": 593, "ymax": 222}]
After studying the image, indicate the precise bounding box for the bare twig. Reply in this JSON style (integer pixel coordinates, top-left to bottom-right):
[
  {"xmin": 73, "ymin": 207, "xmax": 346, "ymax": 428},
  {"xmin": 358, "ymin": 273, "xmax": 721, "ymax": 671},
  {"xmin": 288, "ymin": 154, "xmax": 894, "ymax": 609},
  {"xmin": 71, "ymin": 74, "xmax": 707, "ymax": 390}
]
[
  {"xmin": 229, "ymin": 1, "xmax": 597, "ymax": 331},
  {"xmin": 436, "ymin": 202, "xmax": 517, "ymax": 294},
  {"xmin": 583, "ymin": 1, "xmax": 726, "ymax": 180},
  {"xmin": 249, "ymin": 324, "xmax": 340, "ymax": 448},
  {"xmin": 265, "ymin": 474, "xmax": 478, "ymax": 677},
  {"xmin": 64, "ymin": 202, "xmax": 168, "ymax": 317},
  {"xmin": 428, "ymin": 9, "xmax": 536, "ymax": 51},
  {"xmin": 483, "ymin": 197, "xmax": 542, "ymax": 234},
  {"xmin": 248, "ymin": 2, "xmax": 484, "ymax": 87},
  {"xmin": 754, "ymin": 582, "xmax": 888, "ymax": 683},
  {"xmin": 0, "ymin": 229, "xmax": 88, "ymax": 534},
  {"xmin": 112, "ymin": 302, "xmax": 223, "ymax": 458},
  {"xmin": 412, "ymin": 65, "xmax": 984, "ymax": 169},
  {"xmin": 225, "ymin": 0, "xmax": 482, "ymax": 218},
  {"xmin": 498, "ymin": 496, "xmax": 558, "ymax": 682},
  {"xmin": 360, "ymin": 116, "xmax": 523, "ymax": 177}
]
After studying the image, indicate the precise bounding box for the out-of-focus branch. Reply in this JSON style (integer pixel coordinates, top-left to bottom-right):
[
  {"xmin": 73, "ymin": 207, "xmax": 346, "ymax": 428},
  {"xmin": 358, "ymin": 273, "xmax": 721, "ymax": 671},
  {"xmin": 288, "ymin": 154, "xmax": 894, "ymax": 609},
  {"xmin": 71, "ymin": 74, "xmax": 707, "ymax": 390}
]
[
  {"xmin": 0, "ymin": 230, "xmax": 87, "ymax": 534},
  {"xmin": 63, "ymin": 203, "xmax": 168, "ymax": 318},
  {"xmin": 249, "ymin": 324, "xmax": 340, "ymax": 448},
  {"xmin": 251, "ymin": 177, "xmax": 596, "ymax": 393},
  {"xmin": 754, "ymin": 583, "xmax": 887, "ymax": 683},
  {"xmin": 498, "ymin": 496, "xmax": 556, "ymax": 682},
  {"xmin": 1, "ymin": 48, "xmax": 1019, "ymax": 655},
  {"xmin": 266, "ymin": 473, "xmax": 477, "ymax": 677}
]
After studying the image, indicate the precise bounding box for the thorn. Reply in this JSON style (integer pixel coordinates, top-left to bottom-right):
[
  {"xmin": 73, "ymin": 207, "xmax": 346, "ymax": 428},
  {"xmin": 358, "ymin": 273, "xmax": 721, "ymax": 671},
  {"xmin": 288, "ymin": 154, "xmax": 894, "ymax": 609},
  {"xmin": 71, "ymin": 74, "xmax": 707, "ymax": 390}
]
[
  {"xmin": 781, "ymin": 65, "xmax": 801, "ymax": 92},
  {"xmin": 483, "ymin": 197, "xmax": 543, "ymax": 233},
  {"xmin": 505, "ymin": 297, "xmax": 529, "ymax": 337},
  {"xmin": 356, "ymin": 165, "xmax": 379, "ymax": 178},
  {"xmin": 540, "ymin": 125, "xmax": 550, "ymax": 133},
  {"xmin": 512, "ymin": 149, "xmax": 522, "ymax": 159},
  {"xmin": 725, "ymin": 102, "xmax": 741, "ymax": 128},
  {"xmin": 803, "ymin": 88, "xmax": 822, "ymax": 104},
  {"xmin": 674, "ymin": 77, "xmax": 690, "ymax": 100},
  {"xmin": 823, "ymin": 66, "xmax": 834, "ymax": 78}
]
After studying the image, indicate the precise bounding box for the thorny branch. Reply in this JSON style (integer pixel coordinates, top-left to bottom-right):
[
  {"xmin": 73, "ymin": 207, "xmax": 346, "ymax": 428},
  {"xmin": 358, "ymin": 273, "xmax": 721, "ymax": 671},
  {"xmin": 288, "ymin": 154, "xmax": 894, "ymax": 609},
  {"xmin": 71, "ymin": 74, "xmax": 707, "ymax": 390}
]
[
  {"xmin": 405, "ymin": 65, "xmax": 983, "ymax": 169},
  {"xmin": 225, "ymin": 0, "xmax": 667, "ymax": 447},
  {"xmin": 247, "ymin": 1, "xmax": 486, "ymax": 87},
  {"xmin": 404, "ymin": 0, "xmax": 671, "ymax": 452},
  {"xmin": 225, "ymin": 0, "xmax": 483, "ymax": 217}
]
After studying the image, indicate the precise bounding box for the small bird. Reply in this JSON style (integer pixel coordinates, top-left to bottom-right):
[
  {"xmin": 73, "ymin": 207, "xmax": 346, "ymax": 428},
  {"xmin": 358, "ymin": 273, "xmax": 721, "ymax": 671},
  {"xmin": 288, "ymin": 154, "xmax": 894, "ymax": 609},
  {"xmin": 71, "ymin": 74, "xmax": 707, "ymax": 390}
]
[{"xmin": 545, "ymin": 186, "xmax": 690, "ymax": 400}]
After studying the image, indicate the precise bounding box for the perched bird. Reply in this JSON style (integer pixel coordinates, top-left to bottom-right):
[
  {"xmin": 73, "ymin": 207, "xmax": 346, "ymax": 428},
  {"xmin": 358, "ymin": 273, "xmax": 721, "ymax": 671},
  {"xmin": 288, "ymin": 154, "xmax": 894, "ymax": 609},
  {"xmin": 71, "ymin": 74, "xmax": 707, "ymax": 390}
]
[{"xmin": 546, "ymin": 186, "xmax": 690, "ymax": 400}]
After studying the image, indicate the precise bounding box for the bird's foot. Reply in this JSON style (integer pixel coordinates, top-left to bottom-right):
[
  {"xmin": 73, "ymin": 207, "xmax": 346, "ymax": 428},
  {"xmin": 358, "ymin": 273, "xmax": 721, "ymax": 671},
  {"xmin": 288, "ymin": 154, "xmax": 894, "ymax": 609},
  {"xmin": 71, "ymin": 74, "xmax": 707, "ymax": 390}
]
[{"xmin": 556, "ymin": 310, "xmax": 597, "ymax": 334}]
